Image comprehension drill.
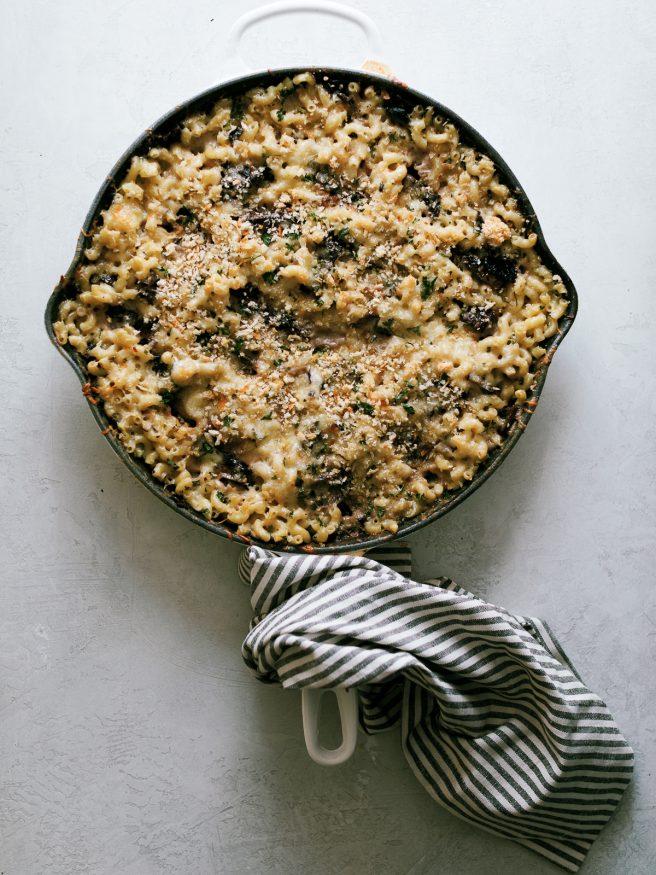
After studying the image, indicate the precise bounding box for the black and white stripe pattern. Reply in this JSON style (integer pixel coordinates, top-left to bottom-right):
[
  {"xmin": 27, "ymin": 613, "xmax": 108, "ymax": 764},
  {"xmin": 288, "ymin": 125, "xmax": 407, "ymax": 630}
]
[
  {"xmin": 237, "ymin": 542, "xmax": 413, "ymax": 586},
  {"xmin": 241, "ymin": 545, "xmax": 633, "ymax": 872}
]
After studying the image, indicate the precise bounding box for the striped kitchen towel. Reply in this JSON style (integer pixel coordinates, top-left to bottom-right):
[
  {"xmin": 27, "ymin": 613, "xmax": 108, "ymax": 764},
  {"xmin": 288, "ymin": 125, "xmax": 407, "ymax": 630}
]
[{"xmin": 240, "ymin": 544, "xmax": 633, "ymax": 872}]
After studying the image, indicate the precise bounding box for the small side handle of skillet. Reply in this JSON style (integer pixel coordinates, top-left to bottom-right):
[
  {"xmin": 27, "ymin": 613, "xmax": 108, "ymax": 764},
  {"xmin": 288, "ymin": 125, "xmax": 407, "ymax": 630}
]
[
  {"xmin": 301, "ymin": 687, "xmax": 359, "ymax": 766},
  {"xmin": 224, "ymin": 0, "xmax": 385, "ymax": 77}
]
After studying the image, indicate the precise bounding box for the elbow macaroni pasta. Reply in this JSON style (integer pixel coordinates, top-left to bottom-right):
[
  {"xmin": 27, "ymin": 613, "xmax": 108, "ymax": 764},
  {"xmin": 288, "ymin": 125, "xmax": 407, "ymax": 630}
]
[{"xmin": 55, "ymin": 73, "xmax": 568, "ymax": 546}]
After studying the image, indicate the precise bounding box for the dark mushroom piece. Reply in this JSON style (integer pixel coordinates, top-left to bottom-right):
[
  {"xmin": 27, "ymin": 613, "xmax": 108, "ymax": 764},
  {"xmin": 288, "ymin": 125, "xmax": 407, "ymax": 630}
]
[
  {"xmin": 422, "ymin": 190, "xmax": 441, "ymax": 218},
  {"xmin": 383, "ymin": 100, "xmax": 412, "ymax": 125},
  {"xmin": 468, "ymin": 373, "xmax": 500, "ymax": 395},
  {"xmin": 105, "ymin": 305, "xmax": 156, "ymax": 340},
  {"xmin": 149, "ymin": 353, "xmax": 169, "ymax": 375},
  {"xmin": 229, "ymin": 283, "xmax": 265, "ymax": 316},
  {"xmin": 268, "ymin": 309, "xmax": 300, "ymax": 334},
  {"xmin": 136, "ymin": 277, "xmax": 158, "ymax": 303},
  {"xmin": 243, "ymin": 206, "xmax": 292, "ymax": 237},
  {"xmin": 497, "ymin": 403, "xmax": 520, "ymax": 436},
  {"xmin": 219, "ymin": 450, "xmax": 254, "ymax": 487},
  {"xmin": 453, "ymin": 246, "xmax": 518, "ymax": 289},
  {"xmin": 301, "ymin": 455, "xmax": 351, "ymax": 497},
  {"xmin": 319, "ymin": 76, "xmax": 352, "ymax": 103},
  {"xmin": 314, "ymin": 230, "xmax": 358, "ymax": 265},
  {"xmin": 312, "ymin": 164, "xmax": 342, "ymax": 195},
  {"xmin": 229, "ymin": 284, "xmax": 303, "ymax": 336},
  {"xmin": 220, "ymin": 163, "xmax": 274, "ymax": 202},
  {"xmin": 227, "ymin": 122, "xmax": 243, "ymax": 143},
  {"xmin": 176, "ymin": 205, "xmax": 198, "ymax": 226},
  {"xmin": 92, "ymin": 272, "xmax": 118, "ymax": 286},
  {"xmin": 460, "ymin": 304, "xmax": 497, "ymax": 334},
  {"xmin": 231, "ymin": 338, "xmax": 260, "ymax": 373}
]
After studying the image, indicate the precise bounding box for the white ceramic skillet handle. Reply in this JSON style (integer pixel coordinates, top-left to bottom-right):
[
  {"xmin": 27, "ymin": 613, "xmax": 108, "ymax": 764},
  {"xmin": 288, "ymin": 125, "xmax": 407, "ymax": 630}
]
[
  {"xmin": 302, "ymin": 687, "xmax": 359, "ymax": 766},
  {"xmin": 229, "ymin": 0, "xmax": 384, "ymax": 766},
  {"xmin": 224, "ymin": 0, "xmax": 384, "ymax": 77}
]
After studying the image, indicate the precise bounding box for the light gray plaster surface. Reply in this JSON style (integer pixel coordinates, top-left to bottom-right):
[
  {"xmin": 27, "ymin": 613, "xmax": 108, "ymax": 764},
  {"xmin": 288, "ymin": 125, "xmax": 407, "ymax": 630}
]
[{"xmin": 1, "ymin": 1, "xmax": 655, "ymax": 873}]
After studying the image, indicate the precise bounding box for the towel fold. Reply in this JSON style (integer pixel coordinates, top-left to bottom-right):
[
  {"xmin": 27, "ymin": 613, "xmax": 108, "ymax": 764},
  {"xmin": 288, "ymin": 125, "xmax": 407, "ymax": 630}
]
[{"xmin": 240, "ymin": 544, "xmax": 633, "ymax": 872}]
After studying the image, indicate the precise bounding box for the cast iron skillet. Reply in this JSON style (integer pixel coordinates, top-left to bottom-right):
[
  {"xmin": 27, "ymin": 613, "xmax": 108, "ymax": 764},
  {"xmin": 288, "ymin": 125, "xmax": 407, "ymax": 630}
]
[{"xmin": 45, "ymin": 67, "xmax": 578, "ymax": 554}]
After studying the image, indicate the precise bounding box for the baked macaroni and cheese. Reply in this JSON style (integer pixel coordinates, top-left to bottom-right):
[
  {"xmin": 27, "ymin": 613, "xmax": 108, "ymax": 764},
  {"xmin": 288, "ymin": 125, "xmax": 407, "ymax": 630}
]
[{"xmin": 55, "ymin": 71, "xmax": 568, "ymax": 546}]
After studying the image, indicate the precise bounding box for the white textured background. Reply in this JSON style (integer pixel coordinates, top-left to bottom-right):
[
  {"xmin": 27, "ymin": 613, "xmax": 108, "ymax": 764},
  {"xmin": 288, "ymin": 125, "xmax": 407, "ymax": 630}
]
[{"xmin": 1, "ymin": 1, "xmax": 655, "ymax": 872}]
